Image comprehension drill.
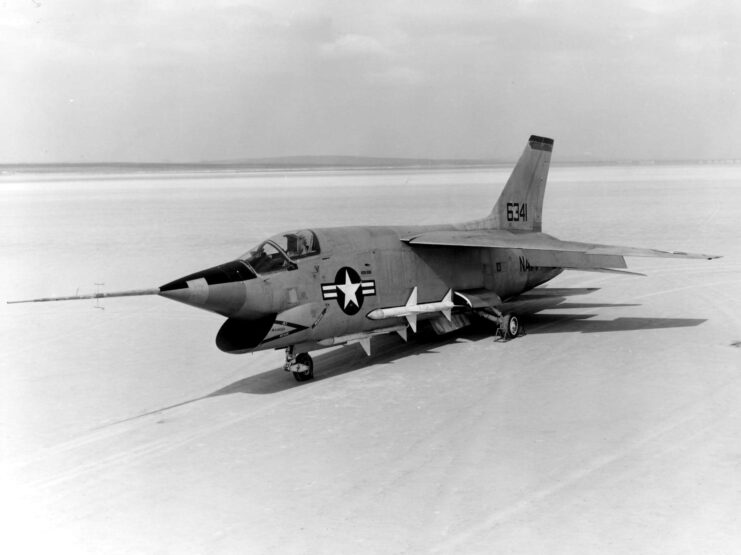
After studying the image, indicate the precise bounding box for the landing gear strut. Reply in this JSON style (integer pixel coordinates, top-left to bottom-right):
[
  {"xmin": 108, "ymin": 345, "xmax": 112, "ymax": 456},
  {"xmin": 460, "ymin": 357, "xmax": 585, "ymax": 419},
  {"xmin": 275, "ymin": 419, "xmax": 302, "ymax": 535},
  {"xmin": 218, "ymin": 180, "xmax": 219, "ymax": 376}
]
[
  {"xmin": 478, "ymin": 309, "xmax": 523, "ymax": 341},
  {"xmin": 285, "ymin": 347, "xmax": 314, "ymax": 382}
]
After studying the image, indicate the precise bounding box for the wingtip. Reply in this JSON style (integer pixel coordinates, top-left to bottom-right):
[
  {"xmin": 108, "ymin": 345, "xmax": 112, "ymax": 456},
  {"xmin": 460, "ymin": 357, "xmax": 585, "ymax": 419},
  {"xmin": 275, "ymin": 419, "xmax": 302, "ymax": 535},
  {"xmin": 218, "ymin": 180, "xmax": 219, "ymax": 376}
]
[{"xmin": 666, "ymin": 250, "xmax": 722, "ymax": 260}]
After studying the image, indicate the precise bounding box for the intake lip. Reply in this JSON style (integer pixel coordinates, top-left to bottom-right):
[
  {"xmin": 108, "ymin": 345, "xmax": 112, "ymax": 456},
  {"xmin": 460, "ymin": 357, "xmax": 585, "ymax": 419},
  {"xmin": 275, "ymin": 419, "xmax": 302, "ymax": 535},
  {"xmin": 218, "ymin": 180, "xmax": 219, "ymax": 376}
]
[
  {"xmin": 160, "ymin": 260, "xmax": 256, "ymax": 292},
  {"xmin": 216, "ymin": 315, "xmax": 277, "ymax": 353}
]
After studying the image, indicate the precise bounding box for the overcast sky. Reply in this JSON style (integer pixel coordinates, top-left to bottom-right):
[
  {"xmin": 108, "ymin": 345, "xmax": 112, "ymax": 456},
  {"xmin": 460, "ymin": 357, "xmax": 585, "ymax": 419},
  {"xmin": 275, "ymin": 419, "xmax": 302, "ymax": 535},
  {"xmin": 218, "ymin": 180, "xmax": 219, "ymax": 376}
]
[{"xmin": 2, "ymin": 0, "xmax": 739, "ymax": 162}]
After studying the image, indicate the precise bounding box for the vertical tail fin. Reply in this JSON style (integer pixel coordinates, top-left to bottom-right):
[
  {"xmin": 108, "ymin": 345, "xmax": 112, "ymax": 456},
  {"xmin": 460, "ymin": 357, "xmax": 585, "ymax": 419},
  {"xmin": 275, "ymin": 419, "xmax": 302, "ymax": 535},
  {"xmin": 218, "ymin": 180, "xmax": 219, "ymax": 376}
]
[{"xmin": 478, "ymin": 135, "xmax": 553, "ymax": 231}]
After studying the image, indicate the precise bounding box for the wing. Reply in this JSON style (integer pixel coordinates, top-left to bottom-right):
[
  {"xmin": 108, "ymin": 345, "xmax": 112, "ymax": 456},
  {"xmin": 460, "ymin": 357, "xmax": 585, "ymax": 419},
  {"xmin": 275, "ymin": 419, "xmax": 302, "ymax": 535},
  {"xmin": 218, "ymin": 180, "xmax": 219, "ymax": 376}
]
[{"xmin": 402, "ymin": 229, "xmax": 720, "ymax": 273}]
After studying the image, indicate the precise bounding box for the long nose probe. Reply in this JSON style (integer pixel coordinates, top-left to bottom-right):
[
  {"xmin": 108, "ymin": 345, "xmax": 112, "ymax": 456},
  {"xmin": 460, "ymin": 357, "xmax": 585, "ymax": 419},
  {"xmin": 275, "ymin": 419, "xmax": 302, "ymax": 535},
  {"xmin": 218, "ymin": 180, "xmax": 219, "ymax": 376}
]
[{"xmin": 7, "ymin": 288, "xmax": 161, "ymax": 304}]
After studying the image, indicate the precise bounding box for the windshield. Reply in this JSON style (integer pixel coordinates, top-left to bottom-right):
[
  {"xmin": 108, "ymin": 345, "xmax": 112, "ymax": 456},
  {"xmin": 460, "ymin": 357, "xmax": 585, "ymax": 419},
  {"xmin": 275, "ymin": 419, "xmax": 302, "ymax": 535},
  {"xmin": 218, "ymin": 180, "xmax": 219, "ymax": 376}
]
[
  {"xmin": 269, "ymin": 230, "xmax": 320, "ymax": 259},
  {"xmin": 241, "ymin": 241, "xmax": 295, "ymax": 274}
]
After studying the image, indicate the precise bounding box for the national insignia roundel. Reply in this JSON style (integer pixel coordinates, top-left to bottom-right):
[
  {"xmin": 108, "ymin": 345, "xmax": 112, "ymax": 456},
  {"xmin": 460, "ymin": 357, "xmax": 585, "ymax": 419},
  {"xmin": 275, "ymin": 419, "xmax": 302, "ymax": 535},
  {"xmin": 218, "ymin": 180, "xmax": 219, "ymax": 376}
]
[{"xmin": 320, "ymin": 267, "xmax": 376, "ymax": 315}]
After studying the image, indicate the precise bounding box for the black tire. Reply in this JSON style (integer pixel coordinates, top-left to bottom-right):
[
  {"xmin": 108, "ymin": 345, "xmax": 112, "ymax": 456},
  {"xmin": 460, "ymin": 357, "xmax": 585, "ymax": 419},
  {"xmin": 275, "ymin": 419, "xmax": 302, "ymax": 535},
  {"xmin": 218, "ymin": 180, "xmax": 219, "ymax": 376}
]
[
  {"xmin": 292, "ymin": 352, "xmax": 314, "ymax": 382},
  {"xmin": 505, "ymin": 315, "xmax": 520, "ymax": 339}
]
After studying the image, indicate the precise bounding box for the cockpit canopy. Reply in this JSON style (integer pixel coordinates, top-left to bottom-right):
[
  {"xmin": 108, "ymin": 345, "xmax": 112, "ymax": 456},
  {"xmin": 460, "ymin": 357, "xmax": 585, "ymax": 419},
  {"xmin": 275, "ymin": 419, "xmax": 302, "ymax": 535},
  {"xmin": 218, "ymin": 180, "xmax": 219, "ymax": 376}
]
[
  {"xmin": 270, "ymin": 230, "xmax": 320, "ymax": 260},
  {"xmin": 240, "ymin": 230, "xmax": 320, "ymax": 275}
]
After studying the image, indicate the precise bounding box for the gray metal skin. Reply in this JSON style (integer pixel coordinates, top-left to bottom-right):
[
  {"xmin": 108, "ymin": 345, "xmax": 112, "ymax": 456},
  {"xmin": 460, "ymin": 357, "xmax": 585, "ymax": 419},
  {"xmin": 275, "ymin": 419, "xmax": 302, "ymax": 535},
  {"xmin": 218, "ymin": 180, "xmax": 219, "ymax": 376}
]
[
  {"xmin": 166, "ymin": 224, "xmax": 559, "ymax": 356},
  {"xmin": 158, "ymin": 134, "xmax": 561, "ymax": 357}
]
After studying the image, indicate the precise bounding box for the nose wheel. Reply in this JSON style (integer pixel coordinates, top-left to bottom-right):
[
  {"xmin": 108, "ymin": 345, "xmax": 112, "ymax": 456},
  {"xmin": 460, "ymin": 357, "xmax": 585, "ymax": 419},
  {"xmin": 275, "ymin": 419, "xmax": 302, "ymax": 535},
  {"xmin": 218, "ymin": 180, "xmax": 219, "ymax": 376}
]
[{"xmin": 285, "ymin": 348, "xmax": 314, "ymax": 382}]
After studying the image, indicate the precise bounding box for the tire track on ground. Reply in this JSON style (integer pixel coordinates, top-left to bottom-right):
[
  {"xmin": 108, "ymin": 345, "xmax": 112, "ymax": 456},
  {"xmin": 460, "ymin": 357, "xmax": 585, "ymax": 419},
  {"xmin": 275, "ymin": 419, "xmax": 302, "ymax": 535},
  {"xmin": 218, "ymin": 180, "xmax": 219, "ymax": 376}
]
[
  {"xmin": 3, "ymin": 354, "xmax": 271, "ymax": 472},
  {"xmin": 432, "ymin": 372, "xmax": 741, "ymax": 553},
  {"xmin": 332, "ymin": 330, "xmax": 584, "ymax": 540},
  {"xmin": 15, "ymin": 340, "xmax": 429, "ymax": 492},
  {"xmin": 18, "ymin": 370, "xmax": 327, "ymax": 491}
]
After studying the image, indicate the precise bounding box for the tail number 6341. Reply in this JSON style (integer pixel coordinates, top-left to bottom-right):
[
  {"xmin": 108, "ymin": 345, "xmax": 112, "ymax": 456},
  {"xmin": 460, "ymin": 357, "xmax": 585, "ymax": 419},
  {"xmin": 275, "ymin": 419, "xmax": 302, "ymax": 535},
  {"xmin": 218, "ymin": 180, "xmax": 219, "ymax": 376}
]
[{"xmin": 506, "ymin": 202, "xmax": 528, "ymax": 222}]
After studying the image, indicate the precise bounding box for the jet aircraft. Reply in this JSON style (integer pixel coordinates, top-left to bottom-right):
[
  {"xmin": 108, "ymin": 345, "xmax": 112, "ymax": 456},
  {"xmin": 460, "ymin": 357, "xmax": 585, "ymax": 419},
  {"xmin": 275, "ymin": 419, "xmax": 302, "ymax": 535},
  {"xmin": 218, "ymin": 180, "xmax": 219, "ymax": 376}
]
[{"xmin": 10, "ymin": 136, "xmax": 720, "ymax": 381}]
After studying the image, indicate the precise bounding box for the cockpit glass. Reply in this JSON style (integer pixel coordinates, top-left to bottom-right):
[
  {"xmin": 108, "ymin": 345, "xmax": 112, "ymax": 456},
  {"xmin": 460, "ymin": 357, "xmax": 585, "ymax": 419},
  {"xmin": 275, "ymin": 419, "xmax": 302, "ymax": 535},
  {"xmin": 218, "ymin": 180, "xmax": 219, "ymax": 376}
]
[
  {"xmin": 241, "ymin": 241, "xmax": 294, "ymax": 274},
  {"xmin": 270, "ymin": 230, "xmax": 320, "ymax": 259},
  {"xmin": 239, "ymin": 230, "xmax": 319, "ymax": 275}
]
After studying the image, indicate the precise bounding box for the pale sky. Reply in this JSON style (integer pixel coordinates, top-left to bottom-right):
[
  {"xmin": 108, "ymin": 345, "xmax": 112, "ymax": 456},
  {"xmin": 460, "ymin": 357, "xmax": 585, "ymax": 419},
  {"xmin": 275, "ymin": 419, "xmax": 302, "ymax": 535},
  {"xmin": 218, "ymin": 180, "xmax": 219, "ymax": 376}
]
[{"xmin": 2, "ymin": 0, "xmax": 739, "ymax": 162}]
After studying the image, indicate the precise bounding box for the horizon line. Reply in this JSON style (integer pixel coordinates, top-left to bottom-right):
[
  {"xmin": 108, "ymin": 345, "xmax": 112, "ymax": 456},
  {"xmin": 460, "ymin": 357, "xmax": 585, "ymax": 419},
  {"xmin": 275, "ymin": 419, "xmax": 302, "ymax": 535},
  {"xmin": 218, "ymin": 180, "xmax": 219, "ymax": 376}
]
[{"xmin": 2, "ymin": 155, "xmax": 740, "ymax": 169}]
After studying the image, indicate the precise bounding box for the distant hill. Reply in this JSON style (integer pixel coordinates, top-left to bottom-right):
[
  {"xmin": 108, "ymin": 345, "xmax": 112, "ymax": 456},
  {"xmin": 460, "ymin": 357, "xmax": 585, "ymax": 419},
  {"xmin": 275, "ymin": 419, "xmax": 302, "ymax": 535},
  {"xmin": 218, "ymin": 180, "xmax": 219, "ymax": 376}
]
[
  {"xmin": 0, "ymin": 156, "xmax": 505, "ymax": 175},
  {"xmin": 1, "ymin": 156, "xmax": 738, "ymax": 175},
  {"xmin": 209, "ymin": 155, "xmax": 502, "ymax": 168}
]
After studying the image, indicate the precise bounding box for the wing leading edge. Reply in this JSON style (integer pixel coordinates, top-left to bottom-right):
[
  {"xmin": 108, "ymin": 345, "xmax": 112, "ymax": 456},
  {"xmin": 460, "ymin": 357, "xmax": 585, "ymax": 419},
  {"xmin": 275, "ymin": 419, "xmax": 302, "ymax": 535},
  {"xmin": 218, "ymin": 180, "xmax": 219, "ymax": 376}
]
[{"xmin": 402, "ymin": 230, "xmax": 720, "ymax": 273}]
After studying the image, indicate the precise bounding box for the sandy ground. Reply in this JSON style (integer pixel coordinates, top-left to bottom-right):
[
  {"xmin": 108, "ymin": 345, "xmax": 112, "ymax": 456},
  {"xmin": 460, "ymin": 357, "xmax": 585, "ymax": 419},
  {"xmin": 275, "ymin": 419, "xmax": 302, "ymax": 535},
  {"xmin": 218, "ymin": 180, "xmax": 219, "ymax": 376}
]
[{"xmin": 1, "ymin": 165, "xmax": 740, "ymax": 554}]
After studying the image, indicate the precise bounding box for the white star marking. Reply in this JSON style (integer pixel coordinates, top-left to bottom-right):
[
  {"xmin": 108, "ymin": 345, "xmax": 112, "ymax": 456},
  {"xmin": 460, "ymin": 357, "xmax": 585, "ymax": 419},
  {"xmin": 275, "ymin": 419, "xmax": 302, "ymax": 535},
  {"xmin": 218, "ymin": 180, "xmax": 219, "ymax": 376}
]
[{"xmin": 335, "ymin": 270, "xmax": 361, "ymax": 309}]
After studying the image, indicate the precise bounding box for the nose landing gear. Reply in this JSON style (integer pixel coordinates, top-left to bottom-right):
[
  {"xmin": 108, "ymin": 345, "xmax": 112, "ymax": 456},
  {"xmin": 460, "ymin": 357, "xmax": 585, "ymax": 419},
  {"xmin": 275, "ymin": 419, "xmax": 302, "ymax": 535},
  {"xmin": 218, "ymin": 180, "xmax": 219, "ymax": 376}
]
[{"xmin": 285, "ymin": 347, "xmax": 314, "ymax": 382}]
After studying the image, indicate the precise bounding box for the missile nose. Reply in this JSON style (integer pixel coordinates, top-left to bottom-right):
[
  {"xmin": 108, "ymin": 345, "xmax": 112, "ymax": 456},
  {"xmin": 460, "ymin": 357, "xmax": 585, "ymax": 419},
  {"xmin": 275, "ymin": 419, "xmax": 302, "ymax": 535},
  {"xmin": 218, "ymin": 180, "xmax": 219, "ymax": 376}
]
[{"xmin": 159, "ymin": 260, "xmax": 256, "ymax": 315}]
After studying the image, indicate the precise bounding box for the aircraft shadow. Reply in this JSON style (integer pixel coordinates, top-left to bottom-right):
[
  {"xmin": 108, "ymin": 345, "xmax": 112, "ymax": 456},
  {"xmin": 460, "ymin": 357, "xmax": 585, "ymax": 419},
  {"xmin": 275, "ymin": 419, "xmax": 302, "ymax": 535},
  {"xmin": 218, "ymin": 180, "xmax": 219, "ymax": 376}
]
[
  {"xmin": 523, "ymin": 313, "xmax": 707, "ymax": 334},
  {"xmin": 207, "ymin": 329, "xmax": 463, "ymax": 396},
  {"xmin": 206, "ymin": 297, "xmax": 704, "ymax": 396},
  {"xmin": 550, "ymin": 301, "xmax": 640, "ymax": 310},
  {"xmin": 208, "ymin": 306, "xmax": 707, "ymax": 396},
  {"xmin": 105, "ymin": 306, "xmax": 709, "ymax": 427},
  {"xmin": 104, "ymin": 329, "xmax": 466, "ymax": 426},
  {"xmin": 501, "ymin": 296, "xmax": 638, "ymax": 315}
]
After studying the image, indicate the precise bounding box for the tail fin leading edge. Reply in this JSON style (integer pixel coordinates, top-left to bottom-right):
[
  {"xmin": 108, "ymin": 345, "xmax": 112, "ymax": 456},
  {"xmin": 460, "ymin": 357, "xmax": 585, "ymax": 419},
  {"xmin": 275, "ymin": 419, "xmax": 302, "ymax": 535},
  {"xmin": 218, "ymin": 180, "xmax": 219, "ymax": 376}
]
[{"xmin": 485, "ymin": 135, "xmax": 553, "ymax": 232}]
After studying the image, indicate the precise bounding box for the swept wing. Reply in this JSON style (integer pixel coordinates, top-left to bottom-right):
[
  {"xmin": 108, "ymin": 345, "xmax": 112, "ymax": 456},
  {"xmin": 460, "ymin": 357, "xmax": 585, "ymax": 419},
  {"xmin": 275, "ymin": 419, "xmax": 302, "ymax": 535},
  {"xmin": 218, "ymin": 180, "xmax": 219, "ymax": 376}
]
[{"xmin": 402, "ymin": 229, "xmax": 720, "ymax": 272}]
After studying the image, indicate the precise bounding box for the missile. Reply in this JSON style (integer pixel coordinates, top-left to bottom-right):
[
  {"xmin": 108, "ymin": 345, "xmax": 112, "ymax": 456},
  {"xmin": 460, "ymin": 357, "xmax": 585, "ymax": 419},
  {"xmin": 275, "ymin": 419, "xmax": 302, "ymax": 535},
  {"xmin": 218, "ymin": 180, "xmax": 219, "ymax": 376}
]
[
  {"xmin": 318, "ymin": 324, "xmax": 408, "ymax": 355},
  {"xmin": 367, "ymin": 287, "xmax": 454, "ymax": 332}
]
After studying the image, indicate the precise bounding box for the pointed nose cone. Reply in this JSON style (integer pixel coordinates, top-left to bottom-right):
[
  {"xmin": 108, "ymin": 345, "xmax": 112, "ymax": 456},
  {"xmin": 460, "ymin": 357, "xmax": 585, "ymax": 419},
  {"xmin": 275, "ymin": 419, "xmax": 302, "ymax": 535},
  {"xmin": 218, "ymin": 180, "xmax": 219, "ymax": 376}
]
[
  {"xmin": 159, "ymin": 260, "xmax": 256, "ymax": 315},
  {"xmin": 159, "ymin": 277, "xmax": 209, "ymax": 305}
]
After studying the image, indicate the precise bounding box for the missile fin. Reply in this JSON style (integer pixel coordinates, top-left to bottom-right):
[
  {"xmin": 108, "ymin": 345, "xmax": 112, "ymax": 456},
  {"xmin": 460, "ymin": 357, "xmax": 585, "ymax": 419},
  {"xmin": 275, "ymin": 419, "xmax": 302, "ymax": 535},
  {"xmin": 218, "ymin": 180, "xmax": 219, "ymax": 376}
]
[
  {"xmin": 406, "ymin": 313, "xmax": 417, "ymax": 333},
  {"xmin": 442, "ymin": 289, "xmax": 453, "ymax": 320},
  {"xmin": 397, "ymin": 327, "xmax": 408, "ymax": 342},
  {"xmin": 406, "ymin": 286, "xmax": 418, "ymax": 307},
  {"xmin": 359, "ymin": 337, "xmax": 371, "ymax": 356}
]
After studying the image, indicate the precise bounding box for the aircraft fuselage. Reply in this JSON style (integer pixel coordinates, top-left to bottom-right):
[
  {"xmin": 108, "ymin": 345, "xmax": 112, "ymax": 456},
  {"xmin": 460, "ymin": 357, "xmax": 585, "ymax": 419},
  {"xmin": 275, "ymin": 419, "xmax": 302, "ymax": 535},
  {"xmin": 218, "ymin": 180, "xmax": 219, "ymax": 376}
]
[{"xmin": 160, "ymin": 224, "xmax": 561, "ymax": 355}]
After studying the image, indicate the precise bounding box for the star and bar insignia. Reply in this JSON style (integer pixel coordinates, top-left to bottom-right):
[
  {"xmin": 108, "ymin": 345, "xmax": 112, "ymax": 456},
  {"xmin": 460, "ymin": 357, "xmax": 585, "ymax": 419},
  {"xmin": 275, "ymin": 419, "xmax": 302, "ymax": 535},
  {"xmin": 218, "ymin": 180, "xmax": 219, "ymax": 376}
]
[{"xmin": 321, "ymin": 267, "xmax": 376, "ymax": 315}]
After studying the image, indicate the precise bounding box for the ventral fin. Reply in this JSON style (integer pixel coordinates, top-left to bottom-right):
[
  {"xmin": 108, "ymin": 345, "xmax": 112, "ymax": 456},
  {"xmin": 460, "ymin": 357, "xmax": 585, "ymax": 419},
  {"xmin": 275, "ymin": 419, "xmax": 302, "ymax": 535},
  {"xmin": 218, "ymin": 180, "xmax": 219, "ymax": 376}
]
[{"xmin": 358, "ymin": 337, "xmax": 371, "ymax": 356}]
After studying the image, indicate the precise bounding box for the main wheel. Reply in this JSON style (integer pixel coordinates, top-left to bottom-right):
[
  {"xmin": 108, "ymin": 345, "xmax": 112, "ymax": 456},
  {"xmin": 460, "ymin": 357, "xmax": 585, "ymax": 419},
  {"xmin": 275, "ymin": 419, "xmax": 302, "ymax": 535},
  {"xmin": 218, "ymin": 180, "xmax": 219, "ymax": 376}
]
[
  {"xmin": 292, "ymin": 352, "xmax": 314, "ymax": 382},
  {"xmin": 504, "ymin": 314, "xmax": 520, "ymax": 339}
]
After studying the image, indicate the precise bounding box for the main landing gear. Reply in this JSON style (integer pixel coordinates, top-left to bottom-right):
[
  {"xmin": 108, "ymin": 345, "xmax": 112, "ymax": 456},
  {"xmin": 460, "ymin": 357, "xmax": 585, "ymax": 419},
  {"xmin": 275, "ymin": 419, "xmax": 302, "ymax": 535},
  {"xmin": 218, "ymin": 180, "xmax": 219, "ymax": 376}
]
[
  {"xmin": 478, "ymin": 309, "xmax": 523, "ymax": 341},
  {"xmin": 285, "ymin": 347, "xmax": 314, "ymax": 382},
  {"xmin": 500, "ymin": 314, "xmax": 521, "ymax": 340}
]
